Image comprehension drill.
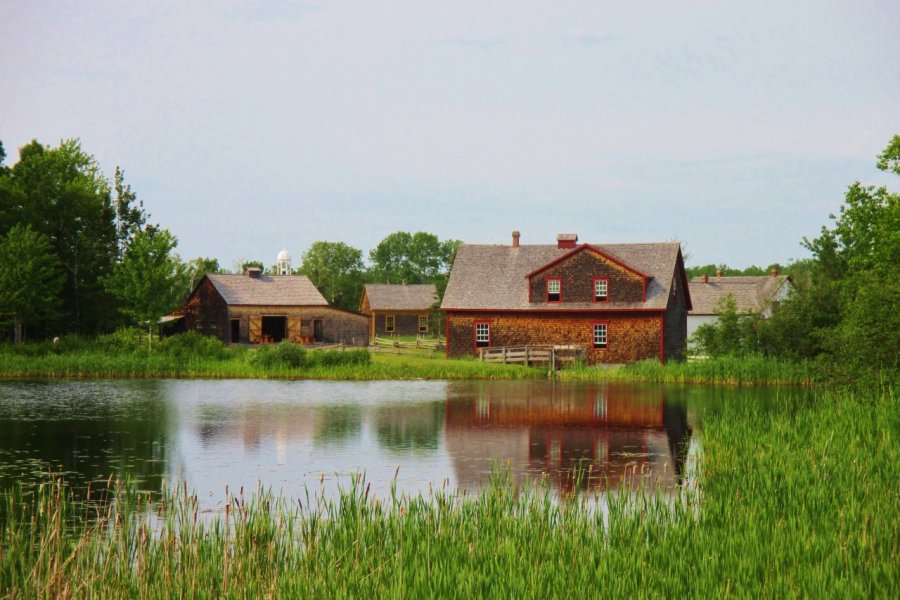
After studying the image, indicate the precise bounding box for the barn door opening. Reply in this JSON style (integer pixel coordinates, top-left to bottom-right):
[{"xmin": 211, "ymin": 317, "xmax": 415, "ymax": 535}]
[
  {"xmin": 262, "ymin": 316, "xmax": 287, "ymax": 343},
  {"xmin": 230, "ymin": 319, "xmax": 240, "ymax": 344},
  {"xmin": 313, "ymin": 319, "xmax": 324, "ymax": 342}
]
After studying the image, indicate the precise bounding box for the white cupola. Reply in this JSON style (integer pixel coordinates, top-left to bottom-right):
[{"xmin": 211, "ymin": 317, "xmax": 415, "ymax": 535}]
[{"xmin": 276, "ymin": 248, "xmax": 291, "ymax": 275}]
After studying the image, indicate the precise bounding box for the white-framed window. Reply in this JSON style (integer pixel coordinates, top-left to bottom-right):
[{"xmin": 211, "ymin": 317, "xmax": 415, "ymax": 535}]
[
  {"xmin": 385, "ymin": 315, "xmax": 395, "ymax": 333},
  {"xmin": 418, "ymin": 315, "xmax": 428, "ymax": 333},
  {"xmin": 594, "ymin": 278, "xmax": 608, "ymax": 302},
  {"xmin": 593, "ymin": 323, "xmax": 608, "ymax": 349},
  {"xmin": 547, "ymin": 278, "xmax": 561, "ymax": 302},
  {"xmin": 475, "ymin": 322, "xmax": 490, "ymax": 347}
]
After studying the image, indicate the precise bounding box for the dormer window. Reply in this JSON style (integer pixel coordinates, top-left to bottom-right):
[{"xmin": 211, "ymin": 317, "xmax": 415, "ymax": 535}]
[
  {"xmin": 593, "ymin": 277, "xmax": 609, "ymax": 303},
  {"xmin": 547, "ymin": 278, "xmax": 562, "ymax": 303}
]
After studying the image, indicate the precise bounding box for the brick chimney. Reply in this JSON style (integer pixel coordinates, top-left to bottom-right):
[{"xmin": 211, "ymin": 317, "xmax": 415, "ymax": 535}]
[
  {"xmin": 246, "ymin": 267, "xmax": 262, "ymax": 279},
  {"xmin": 512, "ymin": 230, "xmax": 520, "ymax": 248},
  {"xmin": 770, "ymin": 268, "xmax": 779, "ymax": 277},
  {"xmin": 715, "ymin": 269, "xmax": 722, "ymax": 280},
  {"xmin": 702, "ymin": 274, "xmax": 709, "ymax": 283},
  {"xmin": 557, "ymin": 233, "xmax": 578, "ymax": 249}
]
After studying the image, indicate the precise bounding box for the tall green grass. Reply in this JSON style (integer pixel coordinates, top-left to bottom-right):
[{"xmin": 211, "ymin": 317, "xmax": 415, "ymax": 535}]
[
  {"xmin": 562, "ymin": 355, "xmax": 820, "ymax": 385},
  {"xmin": 2, "ymin": 385, "xmax": 896, "ymax": 597}
]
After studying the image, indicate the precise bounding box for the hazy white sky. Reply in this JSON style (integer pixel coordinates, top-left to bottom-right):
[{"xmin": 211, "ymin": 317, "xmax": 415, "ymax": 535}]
[{"xmin": 2, "ymin": 1, "xmax": 897, "ymax": 269}]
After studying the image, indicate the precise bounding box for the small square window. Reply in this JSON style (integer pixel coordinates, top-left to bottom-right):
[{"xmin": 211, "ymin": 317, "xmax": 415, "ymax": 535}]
[
  {"xmin": 475, "ymin": 322, "xmax": 490, "ymax": 347},
  {"xmin": 547, "ymin": 278, "xmax": 561, "ymax": 302},
  {"xmin": 385, "ymin": 315, "xmax": 395, "ymax": 333},
  {"xmin": 593, "ymin": 323, "xmax": 608, "ymax": 349},
  {"xmin": 594, "ymin": 278, "xmax": 608, "ymax": 302}
]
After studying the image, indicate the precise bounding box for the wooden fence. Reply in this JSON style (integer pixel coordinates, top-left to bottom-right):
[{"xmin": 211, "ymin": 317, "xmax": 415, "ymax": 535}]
[
  {"xmin": 370, "ymin": 336, "xmax": 445, "ymax": 355},
  {"xmin": 478, "ymin": 345, "xmax": 586, "ymax": 369}
]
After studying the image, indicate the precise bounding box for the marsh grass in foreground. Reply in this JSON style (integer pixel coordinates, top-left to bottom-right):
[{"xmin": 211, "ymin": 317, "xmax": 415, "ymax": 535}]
[{"xmin": 2, "ymin": 385, "xmax": 896, "ymax": 598}]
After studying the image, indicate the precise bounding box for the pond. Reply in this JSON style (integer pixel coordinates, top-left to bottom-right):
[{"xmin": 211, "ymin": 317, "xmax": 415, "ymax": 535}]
[{"xmin": 0, "ymin": 379, "xmax": 804, "ymax": 508}]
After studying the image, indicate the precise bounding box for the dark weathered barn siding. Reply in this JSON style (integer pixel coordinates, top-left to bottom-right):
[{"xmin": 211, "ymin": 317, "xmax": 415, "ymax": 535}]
[
  {"xmin": 182, "ymin": 278, "xmax": 229, "ymax": 341},
  {"xmin": 663, "ymin": 256, "xmax": 689, "ymax": 362},
  {"xmin": 446, "ymin": 312, "xmax": 660, "ymax": 364},
  {"xmin": 528, "ymin": 251, "xmax": 645, "ymax": 304}
]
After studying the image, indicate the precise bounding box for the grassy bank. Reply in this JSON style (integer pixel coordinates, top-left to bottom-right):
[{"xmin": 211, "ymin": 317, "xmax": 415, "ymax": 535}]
[
  {"xmin": 561, "ymin": 355, "xmax": 820, "ymax": 385},
  {"xmin": 2, "ymin": 385, "xmax": 896, "ymax": 597},
  {"xmin": 0, "ymin": 344, "xmax": 543, "ymax": 381}
]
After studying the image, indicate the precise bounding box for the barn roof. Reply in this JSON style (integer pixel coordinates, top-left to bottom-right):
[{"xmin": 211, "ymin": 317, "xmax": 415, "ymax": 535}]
[
  {"xmin": 206, "ymin": 274, "xmax": 328, "ymax": 306},
  {"xmin": 688, "ymin": 275, "xmax": 791, "ymax": 315},
  {"xmin": 441, "ymin": 242, "xmax": 684, "ymax": 311},
  {"xmin": 363, "ymin": 284, "xmax": 438, "ymax": 311}
]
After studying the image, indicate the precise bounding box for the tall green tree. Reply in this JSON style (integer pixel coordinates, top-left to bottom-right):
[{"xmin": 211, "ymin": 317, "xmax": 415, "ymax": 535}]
[
  {"xmin": 299, "ymin": 241, "xmax": 364, "ymax": 311},
  {"xmin": 184, "ymin": 257, "xmax": 222, "ymax": 292},
  {"xmin": 3, "ymin": 139, "xmax": 118, "ymax": 334},
  {"xmin": 104, "ymin": 228, "xmax": 188, "ymax": 348},
  {"xmin": 0, "ymin": 225, "xmax": 64, "ymax": 344},
  {"xmin": 113, "ymin": 166, "xmax": 148, "ymax": 258},
  {"xmin": 368, "ymin": 231, "xmax": 461, "ymax": 294}
]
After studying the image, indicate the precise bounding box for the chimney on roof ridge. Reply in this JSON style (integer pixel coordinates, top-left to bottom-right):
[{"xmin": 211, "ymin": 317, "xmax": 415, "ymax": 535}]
[
  {"xmin": 702, "ymin": 274, "xmax": 709, "ymax": 284},
  {"xmin": 770, "ymin": 268, "xmax": 778, "ymax": 277},
  {"xmin": 512, "ymin": 230, "xmax": 520, "ymax": 248},
  {"xmin": 246, "ymin": 267, "xmax": 262, "ymax": 279},
  {"xmin": 557, "ymin": 233, "xmax": 578, "ymax": 249},
  {"xmin": 715, "ymin": 269, "xmax": 723, "ymax": 280}
]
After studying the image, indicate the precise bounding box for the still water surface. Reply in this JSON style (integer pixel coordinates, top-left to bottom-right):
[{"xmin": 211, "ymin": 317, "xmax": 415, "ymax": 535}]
[{"xmin": 0, "ymin": 379, "xmax": 802, "ymax": 506}]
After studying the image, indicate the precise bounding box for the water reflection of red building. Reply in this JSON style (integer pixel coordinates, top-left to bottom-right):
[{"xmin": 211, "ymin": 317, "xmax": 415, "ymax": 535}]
[{"xmin": 444, "ymin": 382, "xmax": 691, "ymax": 494}]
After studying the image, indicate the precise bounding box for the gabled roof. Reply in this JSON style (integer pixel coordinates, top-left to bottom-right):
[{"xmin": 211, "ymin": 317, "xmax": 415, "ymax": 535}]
[
  {"xmin": 362, "ymin": 284, "xmax": 438, "ymax": 311},
  {"xmin": 525, "ymin": 244, "xmax": 651, "ymax": 281},
  {"xmin": 205, "ymin": 274, "xmax": 328, "ymax": 306},
  {"xmin": 688, "ymin": 275, "xmax": 791, "ymax": 315},
  {"xmin": 441, "ymin": 242, "xmax": 684, "ymax": 311}
]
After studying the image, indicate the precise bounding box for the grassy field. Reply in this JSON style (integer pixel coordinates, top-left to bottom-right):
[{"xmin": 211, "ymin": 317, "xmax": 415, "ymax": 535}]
[{"xmin": 1, "ymin": 383, "xmax": 896, "ymax": 597}]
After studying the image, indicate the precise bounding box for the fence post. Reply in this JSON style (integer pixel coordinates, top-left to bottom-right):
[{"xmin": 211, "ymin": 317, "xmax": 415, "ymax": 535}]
[
  {"xmin": 525, "ymin": 346, "xmax": 530, "ymax": 367},
  {"xmin": 502, "ymin": 346, "xmax": 507, "ymax": 364}
]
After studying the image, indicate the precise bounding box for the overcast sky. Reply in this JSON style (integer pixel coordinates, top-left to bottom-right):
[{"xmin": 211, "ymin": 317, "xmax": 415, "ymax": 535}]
[{"xmin": 2, "ymin": 1, "xmax": 897, "ymax": 269}]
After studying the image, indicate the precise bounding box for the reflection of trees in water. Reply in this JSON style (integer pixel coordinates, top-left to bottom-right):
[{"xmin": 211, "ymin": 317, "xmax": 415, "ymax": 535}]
[
  {"xmin": 314, "ymin": 405, "xmax": 362, "ymax": 445},
  {"xmin": 375, "ymin": 403, "xmax": 442, "ymax": 455},
  {"xmin": 0, "ymin": 381, "xmax": 170, "ymax": 499}
]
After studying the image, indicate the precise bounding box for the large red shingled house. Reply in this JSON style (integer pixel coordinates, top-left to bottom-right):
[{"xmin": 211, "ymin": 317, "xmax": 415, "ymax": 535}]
[{"xmin": 440, "ymin": 232, "xmax": 692, "ymax": 364}]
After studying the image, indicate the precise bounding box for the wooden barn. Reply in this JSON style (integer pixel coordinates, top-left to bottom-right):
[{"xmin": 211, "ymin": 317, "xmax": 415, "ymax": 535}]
[
  {"xmin": 440, "ymin": 232, "xmax": 691, "ymax": 365},
  {"xmin": 359, "ymin": 283, "xmax": 438, "ymax": 337},
  {"xmin": 178, "ymin": 268, "xmax": 368, "ymax": 345}
]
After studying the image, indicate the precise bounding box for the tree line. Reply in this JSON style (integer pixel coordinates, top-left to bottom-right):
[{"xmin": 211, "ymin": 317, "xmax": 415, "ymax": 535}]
[
  {"xmin": 0, "ymin": 138, "xmax": 459, "ymax": 343},
  {"xmin": 693, "ymin": 136, "xmax": 899, "ymax": 375}
]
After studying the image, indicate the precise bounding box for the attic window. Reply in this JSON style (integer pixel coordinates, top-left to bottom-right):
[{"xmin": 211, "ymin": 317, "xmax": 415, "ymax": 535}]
[
  {"xmin": 593, "ymin": 278, "xmax": 609, "ymax": 303},
  {"xmin": 547, "ymin": 278, "xmax": 561, "ymax": 303}
]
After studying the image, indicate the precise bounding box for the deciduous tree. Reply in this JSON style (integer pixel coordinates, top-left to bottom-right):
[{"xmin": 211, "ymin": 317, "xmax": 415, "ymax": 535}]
[{"xmin": 0, "ymin": 225, "xmax": 64, "ymax": 344}]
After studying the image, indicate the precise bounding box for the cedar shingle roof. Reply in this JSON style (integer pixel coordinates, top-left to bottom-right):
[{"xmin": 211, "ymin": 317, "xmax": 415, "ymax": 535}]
[
  {"xmin": 441, "ymin": 242, "xmax": 683, "ymax": 311},
  {"xmin": 206, "ymin": 274, "xmax": 328, "ymax": 306},
  {"xmin": 363, "ymin": 284, "xmax": 438, "ymax": 311},
  {"xmin": 688, "ymin": 276, "xmax": 791, "ymax": 315}
]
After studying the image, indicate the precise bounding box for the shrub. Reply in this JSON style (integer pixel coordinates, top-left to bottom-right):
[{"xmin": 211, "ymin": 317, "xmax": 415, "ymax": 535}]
[
  {"xmin": 307, "ymin": 348, "xmax": 371, "ymax": 368},
  {"xmin": 251, "ymin": 341, "xmax": 307, "ymax": 369},
  {"xmin": 159, "ymin": 332, "xmax": 227, "ymax": 360}
]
